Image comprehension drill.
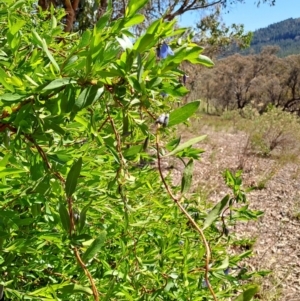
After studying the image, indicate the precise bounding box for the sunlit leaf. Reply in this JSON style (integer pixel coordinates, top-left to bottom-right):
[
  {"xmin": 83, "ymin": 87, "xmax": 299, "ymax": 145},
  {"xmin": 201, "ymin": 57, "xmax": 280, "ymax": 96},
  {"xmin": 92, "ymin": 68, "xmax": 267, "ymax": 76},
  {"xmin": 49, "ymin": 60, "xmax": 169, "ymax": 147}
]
[
  {"xmin": 43, "ymin": 78, "xmax": 76, "ymax": 90},
  {"xmin": 126, "ymin": 0, "xmax": 148, "ymax": 17},
  {"xmin": 60, "ymin": 284, "xmax": 93, "ymax": 296},
  {"xmin": 233, "ymin": 286, "xmax": 259, "ymax": 301},
  {"xmin": 82, "ymin": 231, "xmax": 107, "ymax": 263},
  {"xmin": 74, "ymin": 86, "xmax": 104, "ymax": 111},
  {"xmin": 164, "ymin": 135, "xmax": 206, "ymax": 157},
  {"xmin": 203, "ymin": 195, "xmax": 230, "ymax": 230},
  {"xmin": 168, "ymin": 101, "xmax": 200, "ymax": 127}
]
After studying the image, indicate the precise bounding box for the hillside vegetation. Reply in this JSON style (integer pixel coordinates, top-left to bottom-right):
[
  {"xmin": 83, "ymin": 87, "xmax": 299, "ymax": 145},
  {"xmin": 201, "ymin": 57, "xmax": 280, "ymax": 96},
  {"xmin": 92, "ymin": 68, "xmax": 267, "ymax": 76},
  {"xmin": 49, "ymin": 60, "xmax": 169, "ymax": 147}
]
[
  {"xmin": 222, "ymin": 17, "xmax": 300, "ymax": 57},
  {"xmin": 186, "ymin": 46, "xmax": 300, "ymax": 115}
]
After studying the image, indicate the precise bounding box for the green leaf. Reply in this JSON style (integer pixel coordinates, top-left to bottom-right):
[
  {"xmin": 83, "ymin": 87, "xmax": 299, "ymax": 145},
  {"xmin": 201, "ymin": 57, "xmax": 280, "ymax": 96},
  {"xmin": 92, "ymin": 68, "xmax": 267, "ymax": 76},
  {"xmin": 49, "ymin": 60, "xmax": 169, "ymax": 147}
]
[
  {"xmin": 65, "ymin": 157, "xmax": 82, "ymax": 197},
  {"xmin": 59, "ymin": 203, "xmax": 70, "ymax": 233},
  {"xmin": 126, "ymin": 0, "xmax": 148, "ymax": 17},
  {"xmin": 0, "ymin": 67, "xmax": 14, "ymax": 92},
  {"xmin": 211, "ymin": 256, "xmax": 229, "ymax": 271},
  {"xmin": 124, "ymin": 145, "xmax": 143, "ymax": 158},
  {"xmin": 78, "ymin": 30, "xmax": 91, "ymax": 48},
  {"xmin": 168, "ymin": 46, "xmax": 204, "ymax": 64},
  {"xmin": 203, "ymin": 195, "xmax": 230, "ymax": 230},
  {"xmin": 0, "ymin": 184, "xmax": 12, "ymax": 192},
  {"xmin": 32, "ymin": 30, "xmax": 60, "ymax": 72},
  {"xmin": 42, "ymin": 44, "xmax": 60, "ymax": 73},
  {"xmin": 233, "ymin": 286, "xmax": 259, "ymax": 301},
  {"xmin": 168, "ymin": 101, "xmax": 200, "ymax": 127},
  {"xmin": 134, "ymin": 33, "xmax": 156, "ymax": 53},
  {"xmin": 78, "ymin": 201, "xmax": 92, "ymax": 233},
  {"xmin": 61, "ymin": 85, "xmax": 76, "ymax": 113},
  {"xmin": 181, "ymin": 159, "xmax": 194, "ymax": 193},
  {"xmin": 82, "ymin": 231, "xmax": 107, "ymax": 263},
  {"xmin": 0, "ymin": 168, "xmax": 26, "ymax": 178},
  {"xmin": 94, "ymin": 9, "xmax": 112, "ymax": 33},
  {"xmin": 9, "ymin": 0, "xmax": 25, "ymax": 10},
  {"xmin": 0, "ymin": 93, "xmax": 25, "ymax": 102},
  {"xmin": 124, "ymin": 14, "xmax": 145, "ymax": 27},
  {"xmin": 24, "ymin": 74, "xmax": 39, "ymax": 86},
  {"xmin": 164, "ymin": 135, "xmax": 206, "ymax": 157},
  {"xmin": 9, "ymin": 20, "xmax": 26, "ymax": 34},
  {"xmin": 166, "ymin": 136, "xmax": 181, "ymax": 151},
  {"xmin": 44, "ymin": 120, "xmax": 65, "ymax": 135},
  {"xmin": 163, "ymin": 85, "xmax": 189, "ymax": 97},
  {"xmin": 137, "ymin": 54, "xmax": 143, "ymax": 83},
  {"xmin": 145, "ymin": 19, "xmax": 161, "ymax": 34},
  {"xmin": 74, "ymin": 86, "xmax": 104, "ymax": 111},
  {"xmin": 189, "ymin": 54, "xmax": 214, "ymax": 67},
  {"xmin": 60, "ymin": 284, "xmax": 93, "ymax": 296},
  {"xmin": 43, "ymin": 78, "xmax": 76, "ymax": 90}
]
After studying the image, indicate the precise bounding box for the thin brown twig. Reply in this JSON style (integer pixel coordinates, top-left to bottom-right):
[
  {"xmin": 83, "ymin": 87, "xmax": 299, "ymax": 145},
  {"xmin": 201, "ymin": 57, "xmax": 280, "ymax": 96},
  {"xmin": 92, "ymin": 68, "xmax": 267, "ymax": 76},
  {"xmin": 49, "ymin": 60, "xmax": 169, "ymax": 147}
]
[
  {"xmin": 21, "ymin": 132, "xmax": 99, "ymax": 301},
  {"xmin": 142, "ymin": 107, "xmax": 156, "ymax": 120},
  {"xmin": 106, "ymin": 104, "xmax": 131, "ymax": 239},
  {"xmin": 98, "ymin": 116, "xmax": 109, "ymax": 132},
  {"xmin": 155, "ymin": 126, "xmax": 218, "ymax": 301},
  {"xmin": 74, "ymin": 247, "xmax": 99, "ymax": 301},
  {"xmin": 106, "ymin": 104, "xmax": 126, "ymax": 170}
]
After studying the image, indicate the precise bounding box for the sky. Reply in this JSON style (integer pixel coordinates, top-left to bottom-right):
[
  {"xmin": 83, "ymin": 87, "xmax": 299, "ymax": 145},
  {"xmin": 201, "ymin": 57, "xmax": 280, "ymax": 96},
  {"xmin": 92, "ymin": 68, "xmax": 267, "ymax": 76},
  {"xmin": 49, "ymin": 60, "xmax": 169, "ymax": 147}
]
[{"xmin": 180, "ymin": 0, "xmax": 300, "ymax": 32}]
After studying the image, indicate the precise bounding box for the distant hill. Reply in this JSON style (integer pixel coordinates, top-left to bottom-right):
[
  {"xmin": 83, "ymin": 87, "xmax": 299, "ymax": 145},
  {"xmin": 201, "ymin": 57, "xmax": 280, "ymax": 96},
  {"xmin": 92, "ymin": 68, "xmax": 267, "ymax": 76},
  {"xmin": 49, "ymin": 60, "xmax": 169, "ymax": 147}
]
[{"xmin": 222, "ymin": 17, "xmax": 300, "ymax": 57}]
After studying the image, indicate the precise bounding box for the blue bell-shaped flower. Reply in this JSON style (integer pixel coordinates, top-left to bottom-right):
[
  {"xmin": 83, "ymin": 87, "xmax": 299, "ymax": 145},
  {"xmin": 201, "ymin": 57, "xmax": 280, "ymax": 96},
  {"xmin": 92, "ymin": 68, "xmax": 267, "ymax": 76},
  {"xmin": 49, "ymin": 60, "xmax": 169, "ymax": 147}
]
[{"xmin": 159, "ymin": 42, "xmax": 174, "ymax": 59}]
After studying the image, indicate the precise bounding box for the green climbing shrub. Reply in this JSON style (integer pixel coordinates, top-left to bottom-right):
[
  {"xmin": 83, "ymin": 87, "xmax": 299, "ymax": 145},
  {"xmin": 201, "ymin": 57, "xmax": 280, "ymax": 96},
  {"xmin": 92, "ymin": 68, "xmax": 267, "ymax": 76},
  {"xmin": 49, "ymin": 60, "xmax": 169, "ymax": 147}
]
[{"xmin": 0, "ymin": 0, "xmax": 263, "ymax": 300}]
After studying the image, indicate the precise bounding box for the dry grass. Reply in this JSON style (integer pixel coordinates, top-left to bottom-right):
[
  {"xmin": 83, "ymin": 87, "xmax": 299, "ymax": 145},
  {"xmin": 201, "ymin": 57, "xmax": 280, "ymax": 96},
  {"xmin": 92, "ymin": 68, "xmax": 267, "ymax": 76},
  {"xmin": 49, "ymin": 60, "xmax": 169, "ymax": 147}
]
[{"xmin": 174, "ymin": 110, "xmax": 300, "ymax": 301}]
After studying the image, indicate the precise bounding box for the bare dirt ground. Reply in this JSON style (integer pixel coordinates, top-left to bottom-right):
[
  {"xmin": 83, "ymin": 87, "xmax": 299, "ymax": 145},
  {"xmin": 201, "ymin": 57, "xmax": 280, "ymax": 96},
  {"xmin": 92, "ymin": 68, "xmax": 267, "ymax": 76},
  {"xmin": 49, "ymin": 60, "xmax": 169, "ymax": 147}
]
[{"xmin": 169, "ymin": 122, "xmax": 300, "ymax": 301}]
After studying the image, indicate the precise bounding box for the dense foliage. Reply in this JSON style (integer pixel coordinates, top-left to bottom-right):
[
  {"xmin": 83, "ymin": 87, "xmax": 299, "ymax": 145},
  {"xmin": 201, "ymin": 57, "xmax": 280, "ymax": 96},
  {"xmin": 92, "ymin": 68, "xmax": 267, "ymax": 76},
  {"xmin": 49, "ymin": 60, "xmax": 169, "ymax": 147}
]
[
  {"xmin": 0, "ymin": 0, "xmax": 264, "ymax": 300},
  {"xmin": 222, "ymin": 17, "xmax": 300, "ymax": 57},
  {"xmin": 37, "ymin": 0, "xmax": 275, "ymax": 55}
]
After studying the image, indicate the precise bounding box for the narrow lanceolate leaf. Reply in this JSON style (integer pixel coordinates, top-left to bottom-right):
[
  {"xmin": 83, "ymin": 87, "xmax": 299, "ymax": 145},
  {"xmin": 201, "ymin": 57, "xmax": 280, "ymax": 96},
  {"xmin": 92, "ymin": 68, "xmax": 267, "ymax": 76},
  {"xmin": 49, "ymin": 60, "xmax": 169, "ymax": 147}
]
[
  {"xmin": 82, "ymin": 231, "xmax": 107, "ymax": 263},
  {"xmin": 233, "ymin": 286, "xmax": 259, "ymax": 301},
  {"xmin": 43, "ymin": 78, "xmax": 76, "ymax": 90},
  {"xmin": 60, "ymin": 284, "xmax": 93, "ymax": 296},
  {"xmin": 203, "ymin": 195, "xmax": 230, "ymax": 230},
  {"xmin": 0, "ymin": 67, "xmax": 14, "ymax": 92},
  {"xmin": 181, "ymin": 159, "xmax": 194, "ymax": 193},
  {"xmin": 78, "ymin": 30, "xmax": 91, "ymax": 48},
  {"xmin": 168, "ymin": 101, "xmax": 200, "ymax": 127},
  {"xmin": 65, "ymin": 157, "xmax": 82, "ymax": 197},
  {"xmin": 134, "ymin": 33, "xmax": 156, "ymax": 53},
  {"xmin": 164, "ymin": 135, "xmax": 206, "ymax": 157},
  {"xmin": 32, "ymin": 30, "xmax": 60, "ymax": 72},
  {"xmin": 124, "ymin": 14, "xmax": 145, "ymax": 27},
  {"xmin": 59, "ymin": 203, "xmax": 70, "ymax": 233},
  {"xmin": 0, "ymin": 168, "xmax": 26, "ymax": 177},
  {"xmin": 42, "ymin": 41, "xmax": 60, "ymax": 73},
  {"xmin": 74, "ymin": 86, "xmax": 104, "ymax": 111},
  {"xmin": 126, "ymin": 0, "xmax": 148, "ymax": 17},
  {"xmin": 78, "ymin": 201, "xmax": 92, "ymax": 233},
  {"xmin": 9, "ymin": 0, "xmax": 26, "ymax": 10},
  {"xmin": 189, "ymin": 54, "xmax": 214, "ymax": 67},
  {"xmin": 0, "ymin": 93, "xmax": 25, "ymax": 102},
  {"xmin": 137, "ymin": 54, "xmax": 143, "ymax": 83},
  {"xmin": 211, "ymin": 256, "xmax": 229, "ymax": 271}
]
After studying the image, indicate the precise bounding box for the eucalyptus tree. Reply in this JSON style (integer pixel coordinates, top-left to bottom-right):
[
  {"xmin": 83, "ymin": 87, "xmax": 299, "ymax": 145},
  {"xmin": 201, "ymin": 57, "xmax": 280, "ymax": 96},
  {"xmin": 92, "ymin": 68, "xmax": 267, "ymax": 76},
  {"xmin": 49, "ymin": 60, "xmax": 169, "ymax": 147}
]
[{"xmin": 37, "ymin": 0, "xmax": 276, "ymax": 32}]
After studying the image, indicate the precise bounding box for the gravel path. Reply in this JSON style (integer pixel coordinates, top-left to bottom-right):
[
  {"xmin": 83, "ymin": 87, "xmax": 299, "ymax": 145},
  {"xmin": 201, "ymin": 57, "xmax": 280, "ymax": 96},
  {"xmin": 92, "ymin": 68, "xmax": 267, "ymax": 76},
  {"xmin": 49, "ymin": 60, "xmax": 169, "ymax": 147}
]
[{"xmin": 169, "ymin": 125, "xmax": 300, "ymax": 300}]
